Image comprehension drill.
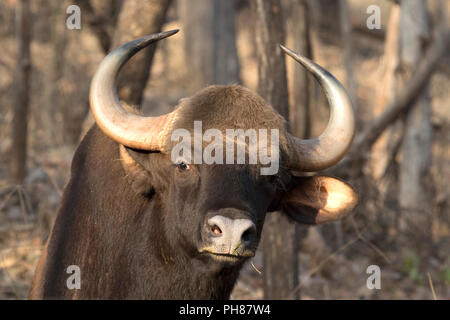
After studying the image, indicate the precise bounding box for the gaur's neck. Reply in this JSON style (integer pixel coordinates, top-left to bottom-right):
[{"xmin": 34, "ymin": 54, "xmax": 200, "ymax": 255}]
[{"xmin": 30, "ymin": 126, "xmax": 242, "ymax": 299}]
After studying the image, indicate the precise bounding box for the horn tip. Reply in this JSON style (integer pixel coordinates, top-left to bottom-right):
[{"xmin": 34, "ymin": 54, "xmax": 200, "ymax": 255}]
[
  {"xmin": 279, "ymin": 45, "xmax": 315, "ymax": 71},
  {"xmin": 279, "ymin": 44, "xmax": 288, "ymax": 51},
  {"xmin": 279, "ymin": 44, "xmax": 294, "ymax": 55},
  {"xmin": 162, "ymin": 29, "xmax": 179, "ymax": 37},
  {"xmin": 279, "ymin": 44, "xmax": 307, "ymax": 64},
  {"xmin": 140, "ymin": 29, "xmax": 179, "ymax": 44}
]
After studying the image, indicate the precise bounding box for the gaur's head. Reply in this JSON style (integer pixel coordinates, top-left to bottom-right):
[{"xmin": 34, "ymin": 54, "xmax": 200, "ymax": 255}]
[{"xmin": 89, "ymin": 30, "xmax": 358, "ymax": 266}]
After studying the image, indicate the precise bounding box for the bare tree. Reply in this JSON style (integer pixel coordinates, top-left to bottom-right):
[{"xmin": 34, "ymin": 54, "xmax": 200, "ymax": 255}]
[
  {"xmin": 179, "ymin": 0, "xmax": 240, "ymax": 90},
  {"xmin": 284, "ymin": 0, "xmax": 318, "ymax": 297},
  {"xmin": 11, "ymin": 0, "xmax": 32, "ymax": 183},
  {"xmin": 339, "ymin": 0, "xmax": 358, "ymax": 117},
  {"xmin": 213, "ymin": 0, "xmax": 241, "ymax": 85},
  {"xmin": 398, "ymin": 0, "xmax": 432, "ymax": 240},
  {"xmin": 335, "ymin": 0, "xmax": 358, "ymax": 247},
  {"xmin": 251, "ymin": 0, "xmax": 297, "ymax": 299},
  {"xmin": 370, "ymin": 4, "xmax": 401, "ymax": 181},
  {"xmin": 286, "ymin": 0, "xmax": 313, "ymax": 139},
  {"xmin": 50, "ymin": 0, "xmax": 68, "ymax": 144}
]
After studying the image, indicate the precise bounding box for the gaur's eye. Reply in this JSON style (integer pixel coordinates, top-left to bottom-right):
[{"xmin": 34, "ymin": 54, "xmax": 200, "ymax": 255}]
[{"xmin": 175, "ymin": 161, "xmax": 190, "ymax": 171}]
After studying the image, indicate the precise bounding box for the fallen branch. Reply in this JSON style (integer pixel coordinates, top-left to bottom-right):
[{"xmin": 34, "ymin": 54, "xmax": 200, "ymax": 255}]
[
  {"xmin": 355, "ymin": 26, "xmax": 450, "ymax": 151},
  {"xmin": 0, "ymin": 223, "xmax": 35, "ymax": 234},
  {"xmin": 333, "ymin": 26, "xmax": 450, "ymax": 171}
]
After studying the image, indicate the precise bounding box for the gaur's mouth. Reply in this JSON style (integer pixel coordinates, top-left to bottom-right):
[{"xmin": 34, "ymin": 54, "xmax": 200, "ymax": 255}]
[{"xmin": 199, "ymin": 249, "xmax": 255, "ymax": 262}]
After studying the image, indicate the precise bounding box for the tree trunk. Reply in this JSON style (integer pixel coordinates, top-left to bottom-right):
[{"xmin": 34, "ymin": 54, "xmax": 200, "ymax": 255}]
[
  {"xmin": 50, "ymin": 0, "xmax": 68, "ymax": 145},
  {"xmin": 398, "ymin": 0, "xmax": 432, "ymax": 240},
  {"xmin": 284, "ymin": 0, "xmax": 314, "ymax": 298},
  {"xmin": 179, "ymin": 0, "xmax": 240, "ymax": 91},
  {"xmin": 11, "ymin": 0, "xmax": 32, "ymax": 183},
  {"xmin": 251, "ymin": 0, "xmax": 297, "ymax": 299},
  {"xmin": 370, "ymin": 4, "xmax": 401, "ymax": 181},
  {"xmin": 286, "ymin": 0, "xmax": 312, "ymax": 139},
  {"xmin": 213, "ymin": 0, "xmax": 241, "ymax": 85},
  {"xmin": 113, "ymin": 0, "xmax": 172, "ymax": 107},
  {"xmin": 339, "ymin": 0, "xmax": 358, "ymax": 117}
]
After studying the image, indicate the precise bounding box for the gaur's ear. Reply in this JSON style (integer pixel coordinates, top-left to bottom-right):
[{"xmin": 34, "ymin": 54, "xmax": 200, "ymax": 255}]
[
  {"xmin": 279, "ymin": 175, "xmax": 358, "ymax": 224},
  {"xmin": 124, "ymin": 147, "xmax": 153, "ymax": 171},
  {"xmin": 120, "ymin": 146, "xmax": 154, "ymax": 195}
]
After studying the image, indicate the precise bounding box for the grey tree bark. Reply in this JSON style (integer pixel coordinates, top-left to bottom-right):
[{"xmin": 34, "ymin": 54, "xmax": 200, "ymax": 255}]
[
  {"xmin": 284, "ymin": 0, "xmax": 315, "ymax": 298},
  {"xmin": 286, "ymin": 0, "xmax": 312, "ymax": 139},
  {"xmin": 251, "ymin": 0, "xmax": 297, "ymax": 299},
  {"xmin": 11, "ymin": 0, "xmax": 32, "ymax": 183},
  {"xmin": 339, "ymin": 0, "xmax": 358, "ymax": 118},
  {"xmin": 336, "ymin": 0, "xmax": 358, "ymax": 247},
  {"xmin": 398, "ymin": 0, "xmax": 432, "ymax": 240},
  {"xmin": 178, "ymin": 0, "xmax": 240, "ymax": 90},
  {"xmin": 50, "ymin": 0, "xmax": 68, "ymax": 144},
  {"xmin": 370, "ymin": 4, "xmax": 401, "ymax": 181}
]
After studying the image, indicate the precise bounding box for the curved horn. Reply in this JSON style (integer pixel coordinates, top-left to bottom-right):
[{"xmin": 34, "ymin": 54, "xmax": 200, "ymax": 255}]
[
  {"xmin": 280, "ymin": 45, "xmax": 355, "ymax": 172},
  {"xmin": 89, "ymin": 30, "xmax": 179, "ymax": 151}
]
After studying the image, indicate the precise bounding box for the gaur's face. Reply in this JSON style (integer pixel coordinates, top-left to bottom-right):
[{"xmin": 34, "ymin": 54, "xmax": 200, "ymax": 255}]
[
  {"xmin": 125, "ymin": 150, "xmax": 283, "ymax": 265},
  {"xmin": 125, "ymin": 149, "xmax": 357, "ymax": 266},
  {"xmin": 166, "ymin": 159, "xmax": 285, "ymax": 264}
]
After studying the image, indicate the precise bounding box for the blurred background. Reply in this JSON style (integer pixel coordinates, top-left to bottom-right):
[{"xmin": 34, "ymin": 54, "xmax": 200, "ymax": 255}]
[{"xmin": 0, "ymin": 0, "xmax": 449, "ymax": 299}]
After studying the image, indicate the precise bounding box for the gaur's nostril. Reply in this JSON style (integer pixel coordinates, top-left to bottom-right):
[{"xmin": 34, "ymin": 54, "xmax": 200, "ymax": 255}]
[
  {"xmin": 241, "ymin": 227, "xmax": 255, "ymax": 243},
  {"xmin": 206, "ymin": 215, "xmax": 257, "ymax": 255},
  {"xmin": 210, "ymin": 224, "xmax": 222, "ymax": 235}
]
